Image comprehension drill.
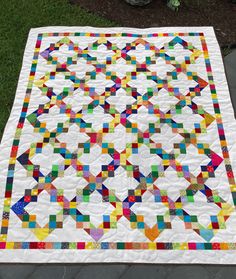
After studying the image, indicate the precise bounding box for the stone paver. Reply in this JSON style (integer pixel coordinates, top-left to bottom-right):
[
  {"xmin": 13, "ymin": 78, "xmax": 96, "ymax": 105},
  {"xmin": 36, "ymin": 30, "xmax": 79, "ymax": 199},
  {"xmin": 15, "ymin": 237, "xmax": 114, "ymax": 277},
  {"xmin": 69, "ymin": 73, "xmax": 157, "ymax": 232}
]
[
  {"xmin": 166, "ymin": 266, "xmax": 209, "ymax": 279},
  {"xmin": 29, "ymin": 265, "xmax": 70, "ymax": 279},
  {"xmin": 214, "ymin": 267, "xmax": 236, "ymax": 279},
  {"xmin": 30, "ymin": 264, "xmax": 86, "ymax": 279},
  {"xmin": 74, "ymin": 264, "xmax": 129, "ymax": 279},
  {"xmin": 224, "ymin": 49, "xmax": 236, "ymax": 117},
  {"xmin": 0, "ymin": 264, "xmax": 36, "ymax": 279},
  {"xmin": 120, "ymin": 265, "xmax": 167, "ymax": 279},
  {"xmin": 204, "ymin": 265, "xmax": 224, "ymax": 277}
]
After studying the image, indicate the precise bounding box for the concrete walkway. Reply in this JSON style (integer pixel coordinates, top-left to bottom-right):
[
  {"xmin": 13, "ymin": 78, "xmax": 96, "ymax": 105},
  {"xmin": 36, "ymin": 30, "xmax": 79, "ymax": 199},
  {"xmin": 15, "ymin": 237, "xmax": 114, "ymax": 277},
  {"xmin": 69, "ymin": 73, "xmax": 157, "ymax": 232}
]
[
  {"xmin": 0, "ymin": 264, "xmax": 235, "ymax": 279},
  {"xmin": 224, "ymin": 49, "xmax": 236, "ymax": 117},
  {"xmin": 0, "ymin": 50, "xmax": 235, "ymax": 279}
]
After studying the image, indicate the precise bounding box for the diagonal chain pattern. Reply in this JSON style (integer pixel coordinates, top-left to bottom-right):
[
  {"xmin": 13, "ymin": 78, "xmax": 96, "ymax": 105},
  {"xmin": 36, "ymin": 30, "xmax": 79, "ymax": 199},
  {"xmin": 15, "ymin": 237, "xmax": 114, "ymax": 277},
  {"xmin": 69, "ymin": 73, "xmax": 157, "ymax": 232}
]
[{"xmin": 1, "ymin": 31, "xmax": 235, "ymax": 252}]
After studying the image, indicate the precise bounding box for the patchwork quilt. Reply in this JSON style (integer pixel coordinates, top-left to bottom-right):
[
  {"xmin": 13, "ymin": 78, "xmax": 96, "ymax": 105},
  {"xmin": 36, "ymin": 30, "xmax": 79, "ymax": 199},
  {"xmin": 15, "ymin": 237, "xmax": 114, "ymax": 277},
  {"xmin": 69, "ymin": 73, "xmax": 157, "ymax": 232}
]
[{"xmin": 0, "ymin": 27, "xmax": 236, "ymax": 263}]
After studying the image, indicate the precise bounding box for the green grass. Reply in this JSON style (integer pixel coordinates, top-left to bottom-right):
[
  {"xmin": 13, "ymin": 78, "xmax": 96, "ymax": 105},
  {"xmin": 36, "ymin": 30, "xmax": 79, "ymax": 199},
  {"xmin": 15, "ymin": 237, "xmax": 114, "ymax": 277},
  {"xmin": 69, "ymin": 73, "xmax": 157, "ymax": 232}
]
[{"xmin": 0, "ymin": 0, "xmax": 116, "ymax": 139}]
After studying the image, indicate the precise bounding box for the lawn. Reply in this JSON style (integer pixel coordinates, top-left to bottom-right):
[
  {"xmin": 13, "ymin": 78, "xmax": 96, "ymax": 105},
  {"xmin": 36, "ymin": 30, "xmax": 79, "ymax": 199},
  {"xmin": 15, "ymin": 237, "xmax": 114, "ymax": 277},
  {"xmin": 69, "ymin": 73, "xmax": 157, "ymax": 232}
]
[{"xmin": 0, "ymin": 0, "xmax": 115, "ymax": 139}]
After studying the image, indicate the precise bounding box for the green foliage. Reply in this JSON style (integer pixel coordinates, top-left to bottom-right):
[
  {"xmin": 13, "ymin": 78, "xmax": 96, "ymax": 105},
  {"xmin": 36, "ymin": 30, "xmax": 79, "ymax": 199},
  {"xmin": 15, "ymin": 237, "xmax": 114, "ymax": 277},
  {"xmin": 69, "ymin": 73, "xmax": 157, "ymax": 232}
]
[
  {"xmin": 167, "ymin": 0, "xmax": 181, "ymax": 11},
  {"xmin": 167, "ymin": 0, "xmax": 205, "ymax": 10}
]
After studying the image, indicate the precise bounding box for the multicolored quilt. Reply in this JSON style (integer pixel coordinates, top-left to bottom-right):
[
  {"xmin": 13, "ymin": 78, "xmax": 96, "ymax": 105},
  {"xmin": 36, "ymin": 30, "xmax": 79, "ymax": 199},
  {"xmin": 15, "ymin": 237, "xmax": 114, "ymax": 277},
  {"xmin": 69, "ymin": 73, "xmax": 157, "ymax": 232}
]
[{"xmin": 1, "ymin": 27, "xmax": 236, "ymax": 263}]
